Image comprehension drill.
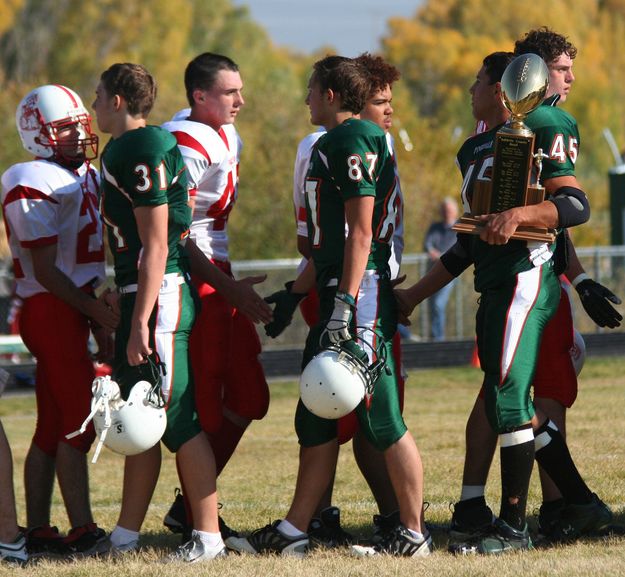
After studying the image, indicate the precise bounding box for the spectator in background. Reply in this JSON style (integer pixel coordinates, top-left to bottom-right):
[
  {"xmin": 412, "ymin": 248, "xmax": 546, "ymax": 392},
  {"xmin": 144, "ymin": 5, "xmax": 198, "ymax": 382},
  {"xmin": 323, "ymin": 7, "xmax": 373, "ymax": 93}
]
[{"xmin": 423, "ymin": 198, "xmax": 458, "ymax": 340}]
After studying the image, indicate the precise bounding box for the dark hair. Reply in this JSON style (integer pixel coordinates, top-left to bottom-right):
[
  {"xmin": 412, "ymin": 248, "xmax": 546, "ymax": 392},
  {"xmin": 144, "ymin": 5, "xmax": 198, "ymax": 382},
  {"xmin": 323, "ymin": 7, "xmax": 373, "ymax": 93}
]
[
  {"xmin": 514, "ymin": 27, "xmax": 577, "ymax": 63},
  {"xmin": 184, "ymin": 52, "xmax": 239, "ymax": 107},
  {"xmin": 483, "ymin": 51, "xmax": 515, "ymax": 84},
  {"xmin": 312, "ymin": 55, "xmax": 371, "ymax": 114},
  {"xmin": 100, "ymin": 63, "xmax": 157, "ymax": 118},
  {"xmin": 354, "ymin": 53, "xmax": 400, "ymax": 97}
]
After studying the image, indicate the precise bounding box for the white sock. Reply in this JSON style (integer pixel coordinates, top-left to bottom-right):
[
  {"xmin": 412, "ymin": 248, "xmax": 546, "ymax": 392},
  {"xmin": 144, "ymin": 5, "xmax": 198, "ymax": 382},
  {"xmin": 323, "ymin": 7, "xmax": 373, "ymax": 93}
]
[
  {"xmin": 460, "ymin": 485, "xmax": 486, "ymax": 501},
  {"xmin": 277, "ymin": 519, "xmax": 306, "ymax": 537},
  {"xmin": 193, "ymin": 529, "xmax": 223, "ymax": 548},
  {"xmin": 406, "ymin": 527, "xmax": 425, "ymax": 541},
  {"xmin": 110, "ymin": 526, "xmax": 139, "ymax": 548}
]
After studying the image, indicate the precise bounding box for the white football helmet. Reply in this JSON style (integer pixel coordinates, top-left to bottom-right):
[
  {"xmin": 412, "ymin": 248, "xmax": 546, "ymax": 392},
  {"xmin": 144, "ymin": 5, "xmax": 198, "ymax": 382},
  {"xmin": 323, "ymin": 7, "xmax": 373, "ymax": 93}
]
[
  {"xmin": 569, "ymin": 329, "xmax": 586, "ymax": 376},
  {"xmin": 299, "ymin": 332, "xmax": 387, "ymax": 419},
  {"xmin": 16, "ymin": 84, "xmax": 98, "ymax": 161},
  {"xmin": 66, "ymin": 375, "xmax": 166, "ymax": 463}
]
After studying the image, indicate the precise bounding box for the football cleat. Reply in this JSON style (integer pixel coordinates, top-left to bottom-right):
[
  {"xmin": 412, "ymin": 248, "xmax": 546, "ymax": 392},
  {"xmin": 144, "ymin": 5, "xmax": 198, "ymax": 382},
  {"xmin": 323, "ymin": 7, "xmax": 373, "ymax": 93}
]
[
  {"xmin": 308, "ymin": 506, "xmax": 353, "ymax": 548},
  {"xmin": 0, "ymin": 532, "xmax": 28, "ymax": 565},
  {"xmin": 449, "ymin": 498, "xmax": 496, "ymax": 543},
  {"xmin": 449, "ymin": 518, "xmax": 531, "ymax": 555},
  {"xmin": 351, "ymin": 524, "xmax": 432, "ymax": 557},
  {"xmin": 163, "ymin": 531, "xmax": 227, "ymax": 563},
  {"xmin": 549, "ymin": 494, "xmax": 613, "ymax": 542},
  {"xmin": 227, "ymin": 520, "xmax": 308, "ymax": 557}
]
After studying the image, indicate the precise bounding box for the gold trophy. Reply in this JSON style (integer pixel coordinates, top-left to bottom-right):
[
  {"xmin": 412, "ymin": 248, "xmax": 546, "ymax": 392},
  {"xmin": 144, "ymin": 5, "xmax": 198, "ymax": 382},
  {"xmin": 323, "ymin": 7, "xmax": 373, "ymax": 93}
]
[{"xmin": 453, "ymin": 53, "xmax": 556, "ymax": 242}]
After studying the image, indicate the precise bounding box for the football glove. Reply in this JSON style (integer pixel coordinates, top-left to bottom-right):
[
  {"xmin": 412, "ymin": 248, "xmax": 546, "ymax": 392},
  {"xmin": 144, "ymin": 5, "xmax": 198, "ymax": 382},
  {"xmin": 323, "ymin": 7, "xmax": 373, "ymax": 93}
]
[
  {"xmin": 575, "ymin": 279, "xmax": 622, "ymax": 328},
  {"xmin": 264, "ymin": 281, "xmax": 307, "ymax": 338},
  {"xmin": 323, "ymin": 291, "xmax": 356, "ymax": 344}
]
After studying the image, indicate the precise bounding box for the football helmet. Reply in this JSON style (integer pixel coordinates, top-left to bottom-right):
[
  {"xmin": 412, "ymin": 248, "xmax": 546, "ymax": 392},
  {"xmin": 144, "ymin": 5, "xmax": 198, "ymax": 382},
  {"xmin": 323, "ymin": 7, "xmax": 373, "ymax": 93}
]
[
  {"xmin": 569, "ymin": 329, "xmax": 586, "ymax": 376},
  {"xmin": 16, "ymin": 84, "xmax": 98, "ymax": 161},
  {"xmin": 66, "ymin": 375, "xmax": 166, "ymax": 463},
  {"xmin": 299, "ymin": 330, "xmax": 388, "ymax": 419}
]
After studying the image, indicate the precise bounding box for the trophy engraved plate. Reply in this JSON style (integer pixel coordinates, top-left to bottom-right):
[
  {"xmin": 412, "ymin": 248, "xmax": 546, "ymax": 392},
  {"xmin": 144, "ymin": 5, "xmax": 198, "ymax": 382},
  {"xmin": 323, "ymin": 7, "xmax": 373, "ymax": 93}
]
[
  {"xmin": 491, "ymin": 133, "xmax": 533, "ymax": 212},
  {"xmin": 453, "ymin": 54, "xmax": 556, "ymax": 243}
]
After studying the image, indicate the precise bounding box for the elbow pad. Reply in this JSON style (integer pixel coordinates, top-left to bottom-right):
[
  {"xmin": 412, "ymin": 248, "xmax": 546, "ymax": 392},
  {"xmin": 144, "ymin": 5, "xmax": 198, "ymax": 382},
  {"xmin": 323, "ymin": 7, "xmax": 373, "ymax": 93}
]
[
  {"xmin": 549, "ymin": 186, "xmax": 590, "ymax": 228},
  {"xmin": 440, "ymin": 239, "xmax": 473, "ymax": 277}
]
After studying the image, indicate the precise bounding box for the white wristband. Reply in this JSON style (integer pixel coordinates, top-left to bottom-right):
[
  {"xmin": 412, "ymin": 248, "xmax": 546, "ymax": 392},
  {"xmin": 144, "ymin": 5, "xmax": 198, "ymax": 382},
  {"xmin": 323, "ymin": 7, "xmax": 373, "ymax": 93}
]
[{"xmin": 571, "ymin": 273, "xmax": 590, "ymax": 288}]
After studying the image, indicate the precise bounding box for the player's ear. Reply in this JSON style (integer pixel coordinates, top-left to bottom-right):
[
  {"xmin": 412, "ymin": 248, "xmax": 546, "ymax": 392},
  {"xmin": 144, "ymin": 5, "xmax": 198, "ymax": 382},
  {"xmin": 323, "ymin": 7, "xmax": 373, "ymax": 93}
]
[
  {"xmin": 326, "ymin": 88, "xmax": 336, "ymax": 104},
  {"xmin": 192, "ymin": 88, "xmax": 205, "ymax": 105}
]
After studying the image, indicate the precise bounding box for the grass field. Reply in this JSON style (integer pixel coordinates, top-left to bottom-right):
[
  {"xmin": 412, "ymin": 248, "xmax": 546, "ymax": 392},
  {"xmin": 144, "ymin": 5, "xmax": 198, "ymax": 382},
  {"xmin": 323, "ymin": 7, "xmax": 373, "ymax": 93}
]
[{"xmin": 1, "ymin": 357, "xmax": 625, "ymax": 575}]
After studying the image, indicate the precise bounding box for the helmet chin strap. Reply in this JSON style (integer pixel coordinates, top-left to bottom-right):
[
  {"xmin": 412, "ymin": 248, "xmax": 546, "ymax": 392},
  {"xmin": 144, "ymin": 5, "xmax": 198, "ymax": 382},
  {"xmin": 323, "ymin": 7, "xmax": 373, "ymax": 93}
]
[{"xmin": 66, "ymin": 375, "xmax": 122, "ymax": 463}]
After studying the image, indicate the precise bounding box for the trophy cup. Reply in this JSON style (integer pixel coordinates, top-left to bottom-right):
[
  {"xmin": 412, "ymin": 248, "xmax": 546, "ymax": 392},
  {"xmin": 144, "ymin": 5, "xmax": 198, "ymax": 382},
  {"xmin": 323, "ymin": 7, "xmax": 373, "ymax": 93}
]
[{"xmin": 453, "ymin": 53, "xmax": 556, "ymax": 242}]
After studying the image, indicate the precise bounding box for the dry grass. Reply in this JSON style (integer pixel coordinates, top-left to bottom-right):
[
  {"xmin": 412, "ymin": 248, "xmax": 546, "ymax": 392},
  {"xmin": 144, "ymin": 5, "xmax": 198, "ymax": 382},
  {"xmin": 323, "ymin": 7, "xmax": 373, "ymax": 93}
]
[{"xmin": 1, "ymin": 358, "xmax": 625, "ymax": 576}]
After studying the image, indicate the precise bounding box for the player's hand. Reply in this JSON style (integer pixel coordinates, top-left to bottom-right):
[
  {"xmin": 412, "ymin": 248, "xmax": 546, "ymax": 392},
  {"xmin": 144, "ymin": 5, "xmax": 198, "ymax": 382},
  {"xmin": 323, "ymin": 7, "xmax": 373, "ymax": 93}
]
[
  {"xmin": 264, "ymin": 281, "xmax": 307, "ymax": 338},
  {"xmin": 92, "ymin": 326, "xmax": 114, "ymax": 365},
  {"xmin": 576, "ymin": 279, "xmax": 622, "ymax": 328},
  {"xmin": 394, "ymin": 287, "xmax": 415, "ymax": 326},
  {"xmin": 127, "ymin": 323, "xmax": 151, "ymax": 366},
  {"xmin": 476, "ymin": 209, "xmax": 520, "ymax": 245},
  {"xmin": 227, "ymin": 275, "xmax": 273, "ymax": 324},
  {"xmin": 88, "ymin": 288, "xmax": 120, "ymax": 332},
  {"xmin": 322, "ymin": 291, "xmax": 355, "ymax": 344}
]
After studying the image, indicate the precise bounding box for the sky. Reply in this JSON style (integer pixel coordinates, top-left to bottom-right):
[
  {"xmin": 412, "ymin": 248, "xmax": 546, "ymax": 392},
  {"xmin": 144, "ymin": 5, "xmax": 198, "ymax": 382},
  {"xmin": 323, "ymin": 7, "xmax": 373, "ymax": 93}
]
[{"xmin": 233, "ymin": 0, "xmax": 422, "ymax": 56}]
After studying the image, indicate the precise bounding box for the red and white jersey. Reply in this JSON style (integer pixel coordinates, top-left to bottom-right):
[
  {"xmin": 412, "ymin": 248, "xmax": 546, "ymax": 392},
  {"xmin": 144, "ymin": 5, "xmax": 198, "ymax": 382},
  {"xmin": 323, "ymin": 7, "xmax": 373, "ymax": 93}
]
[
  {"xmin": 293, "ymin": 129, "xmax": 404, "ymax": 278},
  {"xmin": 1, "ymin": 160, "xmax": 105, "ymax": 298},
  {"xmin": 162, "ymin": 109, "xmax": 242, "ymax": 261}
]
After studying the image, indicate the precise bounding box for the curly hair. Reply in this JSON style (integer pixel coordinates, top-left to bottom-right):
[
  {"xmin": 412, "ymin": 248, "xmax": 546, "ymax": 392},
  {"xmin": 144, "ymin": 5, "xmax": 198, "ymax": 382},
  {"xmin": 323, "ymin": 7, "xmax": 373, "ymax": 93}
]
[
  {"xmin": 514, "ymin": 27, "xmax": 577, "ymax": 63},
  {"xmin": 100, "ymin": 63, "xmax": 157, "ymax": 118},
  {"xmin": 354, "ymin": 53, "xmax": 401, "ymax": 96}
]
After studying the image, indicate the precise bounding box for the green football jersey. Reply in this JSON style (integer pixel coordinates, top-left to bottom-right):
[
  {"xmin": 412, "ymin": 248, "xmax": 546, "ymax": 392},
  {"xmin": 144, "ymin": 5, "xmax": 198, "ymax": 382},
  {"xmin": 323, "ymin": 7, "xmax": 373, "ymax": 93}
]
[
  {"xmin": 304, "ymin": 118, "xmax": 400, "ymax": 289},
  {"xmin": 456, "ymin": 97, "xmax": 578, "ymax": 291},
  {"xmin": 100, "ymin": 126, "xmax": 192, "ymax": 287}
]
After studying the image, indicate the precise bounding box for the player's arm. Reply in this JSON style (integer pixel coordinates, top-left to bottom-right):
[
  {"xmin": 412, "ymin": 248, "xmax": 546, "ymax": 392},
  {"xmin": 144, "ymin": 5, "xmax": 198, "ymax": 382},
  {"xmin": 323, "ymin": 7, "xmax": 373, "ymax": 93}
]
[
  {"xmin": 340, "ymin": 195, "xmax": 373, "ymax": 297},
  {"xmin": 127, "ymin": 204, "xmax": 169, "ymax": 366},
  {"xmin": 184, "ymin": 237, "xmax": 272, "ymax": 324},
  {"xmin": 477, "ymin": 175, "xmax": 589, "ymax": 244},
  {"xmin": 323, "ymin": 196, "xmax": 373, "ymax": 344},
  {"xmin": 395, "ymin": 237, "xmax": 472, "ymax": 321},
  {"xmin": 29, "ymin": 244, "xmax": 118, "ymax": 331}
]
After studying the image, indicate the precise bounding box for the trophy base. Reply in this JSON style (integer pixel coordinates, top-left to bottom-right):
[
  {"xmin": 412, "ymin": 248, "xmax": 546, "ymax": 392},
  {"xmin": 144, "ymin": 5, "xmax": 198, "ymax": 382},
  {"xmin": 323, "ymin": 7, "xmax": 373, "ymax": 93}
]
[{"xmin": 452, "ymin": 216, "xmax": 556, "ymax": 243}]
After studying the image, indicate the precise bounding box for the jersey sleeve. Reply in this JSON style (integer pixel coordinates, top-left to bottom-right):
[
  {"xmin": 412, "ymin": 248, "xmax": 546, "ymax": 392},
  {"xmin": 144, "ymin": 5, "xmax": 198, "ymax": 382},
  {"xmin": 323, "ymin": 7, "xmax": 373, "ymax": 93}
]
[
  {"xmin": 293, "ymin": 135, "xmax": 320, "ymax": 237},
  {"xmin": 1, "ymin": 166, "xmax": 61, "ymax": 248}
]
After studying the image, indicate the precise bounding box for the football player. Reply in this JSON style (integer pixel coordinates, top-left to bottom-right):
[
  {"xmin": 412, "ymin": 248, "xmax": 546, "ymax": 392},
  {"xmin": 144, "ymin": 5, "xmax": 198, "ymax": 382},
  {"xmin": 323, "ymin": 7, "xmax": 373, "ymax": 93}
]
[
  {"xmin": 160, "ymin": 53, "xmax": 270, "ymax": 544},
  {"xmin": 92, "ymin": 62, "xmax": 270, "ymax": 563},
  {"xmin": 396, "ymin": 38, "xmax": 614, "ymax": 554},
  {"xmin": 233, "ymin": 56, "xmax": 431, "ymax": 558},
  {"xmin": 1, "ymin": 84, "xmax": 117, "ymax": 556},
  {"xmin": 266, "ymin": 53, "xmax": 408, "ymax": 546}
]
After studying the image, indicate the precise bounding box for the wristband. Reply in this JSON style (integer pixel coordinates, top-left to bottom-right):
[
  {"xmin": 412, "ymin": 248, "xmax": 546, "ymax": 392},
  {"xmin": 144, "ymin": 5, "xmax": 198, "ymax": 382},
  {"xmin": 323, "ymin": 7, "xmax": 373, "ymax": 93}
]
[
  {"xmin": 571, "ymin": 273, "xmax": 590, "ymax": 288},
  {"xmin": 335, "ymin": 291, "xmax": 356, "ymax": 307}
]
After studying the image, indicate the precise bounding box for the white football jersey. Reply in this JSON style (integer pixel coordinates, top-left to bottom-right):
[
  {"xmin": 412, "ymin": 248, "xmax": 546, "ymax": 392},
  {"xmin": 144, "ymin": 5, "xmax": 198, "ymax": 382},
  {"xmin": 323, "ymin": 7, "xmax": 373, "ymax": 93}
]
[
  {"xmin": 1, "ymin": 160, "xmax": 105, "ymax": 298},
  {"xmin": 293, "ymin": 130, "xmax": 404, "ymax": 279},
  {"xmin": 162, "ymin": 111, "xmax": 242, "ymax": 261}
]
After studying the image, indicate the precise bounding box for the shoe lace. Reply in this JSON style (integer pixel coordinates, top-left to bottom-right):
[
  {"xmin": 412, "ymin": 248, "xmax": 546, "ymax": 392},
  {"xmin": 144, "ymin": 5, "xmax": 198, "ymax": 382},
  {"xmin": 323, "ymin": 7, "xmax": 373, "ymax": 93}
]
[{"xmin": 171, "ymin": 537, "xmax": 198, "ymax": 560}]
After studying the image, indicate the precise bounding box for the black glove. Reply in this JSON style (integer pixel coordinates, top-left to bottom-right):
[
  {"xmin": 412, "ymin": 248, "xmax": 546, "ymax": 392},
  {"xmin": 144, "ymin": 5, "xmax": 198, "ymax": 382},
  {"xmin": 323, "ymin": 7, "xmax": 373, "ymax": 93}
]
[
  {"xmin": 264, "ymin": 281, "xmax": 306, "ymax": 338},
  {"xmin": 575, "ymin": 279, "xmax": 622, "ymax": 328}
]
